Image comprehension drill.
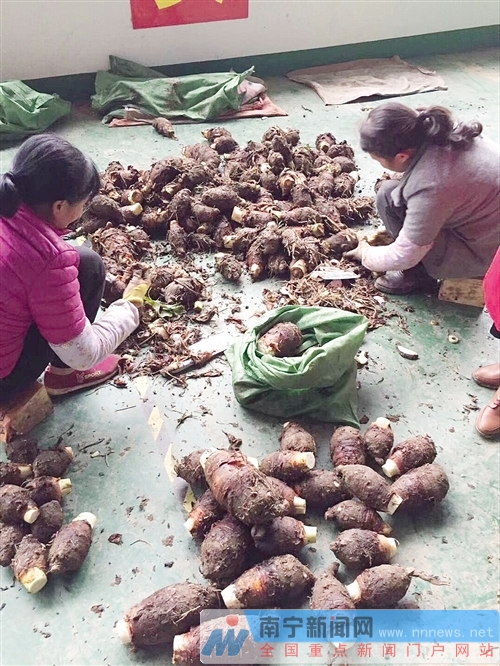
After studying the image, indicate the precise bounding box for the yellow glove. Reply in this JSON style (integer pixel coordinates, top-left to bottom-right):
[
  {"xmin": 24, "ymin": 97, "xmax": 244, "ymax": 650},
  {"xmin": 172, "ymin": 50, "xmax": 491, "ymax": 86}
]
[{"xmin": 123, "ymin": 283, "xmax": 149, "ymax": 307}]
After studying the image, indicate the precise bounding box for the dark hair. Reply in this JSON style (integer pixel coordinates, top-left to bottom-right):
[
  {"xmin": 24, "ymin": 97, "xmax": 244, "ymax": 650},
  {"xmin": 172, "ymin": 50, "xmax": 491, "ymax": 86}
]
[
  {"xmin": 0, "ymin": 134, "xmax": 100, "ymax": 218},
  {"xmin": 359, "ymin": 102, "xmax": 483, "ymax": 158}
]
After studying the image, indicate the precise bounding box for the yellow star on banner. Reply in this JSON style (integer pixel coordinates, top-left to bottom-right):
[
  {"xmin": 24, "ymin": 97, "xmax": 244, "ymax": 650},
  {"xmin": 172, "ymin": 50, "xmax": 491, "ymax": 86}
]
[
  {"xmin": 155, "ymin": 0, "xmax": 181, "ymax": 9},
  {"xmin": 155, "ymin": 0, "xmax": 224, "ymax": 6}
]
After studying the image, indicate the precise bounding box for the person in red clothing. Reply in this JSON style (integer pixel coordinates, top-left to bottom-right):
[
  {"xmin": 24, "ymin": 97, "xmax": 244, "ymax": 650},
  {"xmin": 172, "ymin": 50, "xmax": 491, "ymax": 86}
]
[
  {"xmin": 473, "ymin": 247, "xmax": 500, "ymax": 438},
  {"xmin": 0, "ymin": 134, "xmax": 149, "ymax": 401}
]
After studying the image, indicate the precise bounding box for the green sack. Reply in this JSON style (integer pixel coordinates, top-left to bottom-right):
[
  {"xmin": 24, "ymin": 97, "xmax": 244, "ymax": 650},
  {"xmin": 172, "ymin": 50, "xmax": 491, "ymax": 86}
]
[
  {"xmin": 0, "ymin": 81, "xmax": 71, "ymax": 141},
  {"xmin": 225, "ymin": 306, "xmax": 368, "ymax": 427},
  {"xmin": 92, "ymin": 55, "xmax": 253, "ymax": 123}
]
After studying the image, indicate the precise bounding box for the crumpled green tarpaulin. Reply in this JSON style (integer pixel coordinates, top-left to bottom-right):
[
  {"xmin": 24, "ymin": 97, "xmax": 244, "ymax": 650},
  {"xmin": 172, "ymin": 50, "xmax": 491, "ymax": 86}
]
[
  {"xmin": 226, "ymin": 306, "xmax": 368, "ymax": 427},
  {"xmin": 92, "ymin": 56, "xmax": 254, "ymax": 123},
  {"xmin": 0, "ymin": 81, "xmax": 71, "ymax": 141}
]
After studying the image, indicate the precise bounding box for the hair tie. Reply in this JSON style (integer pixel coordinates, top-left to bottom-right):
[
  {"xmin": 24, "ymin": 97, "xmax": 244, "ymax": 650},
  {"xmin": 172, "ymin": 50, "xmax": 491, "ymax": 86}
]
[{"xmin": 5, "ymin": 171, "xmax": 15, "ymax": 183}]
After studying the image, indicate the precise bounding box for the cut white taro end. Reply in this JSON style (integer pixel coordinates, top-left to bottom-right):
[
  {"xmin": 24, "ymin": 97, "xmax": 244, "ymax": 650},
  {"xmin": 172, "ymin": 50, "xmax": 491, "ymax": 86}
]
[
  {"xmin": 64, "ymin": 447, "xmax": 75, "ymax": 460},
  {"xmin": 345, "ymin": 580, "xmax": 361, "ymax": 603},
  {"xmin": 386, "ymin": 494, "xmax": 404, "ymax": 515},
  {"xmin": 73, "ymin": 512, "xmax": 97, "ymax": 529},
  {"xmin": 20, "ymin": 567, "xmax": 48, "ymax": 594},
  {"xmin": 231, "ymin": 207, "xmax": 246, "ymax": 224},
  {"xmin": 373, "ymin": 417, "xmax": 391, "ymax": 429},
  {"xmin": 382, "ymin": 458, "xmax": 401, "ymax": 478},
  {"xmin": 116, "ymin": 618, "xmax": 132, "ymax": 644},
  {"xmin": 294, "ymin": 452, "xmax": 315, "ymax": 470},
  {"xmin": 293, "ymin": 497, "xmax": 307, "ymax": 514},
  {"xmin": 246, "ymin": 457, "xmax": 259, "ymax": 469},
  {"xmin": 23, "ymin": 508, "xmax": 40, "ymax": 524},
  {"xmin": 18, "ymin": 465, "xmax": 33, "ymax": 480},
  {"xmin": 184, "ymin": 517, "xmax": 196, "ymax": 535},
  {"xmin": 379, "ymin": 535, "xmax": 398, "ymax": 558},
  {"xmin": 172, "ymin": 634, "xmax": 190, "ymax": 662},
  {"xmin": 396, "ymin": 344, "xmax": 419, "ymax": 360},
  {"xmin": 58, "ymin": 479, "xmax": 72, "ymax": 496},
  {"xmin": 303, "ymin": 526, "xmax": 317, "ymax": 544},
  {"xmin": 221, "ymin": 583, "xmax": 243, "ymax": 609},
  {"xmin": 199, "ymin": 448, "xmax": 218, "ymax": 471}
]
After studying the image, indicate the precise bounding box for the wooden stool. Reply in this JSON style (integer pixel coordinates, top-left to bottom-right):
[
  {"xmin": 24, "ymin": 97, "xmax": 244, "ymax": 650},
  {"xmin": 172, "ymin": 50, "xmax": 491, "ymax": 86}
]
[
  {"xmin": 0, "ymin": 381, "xmax": 53, "ymax": 443},
  {"xmin": 438, "ymin": 278, "xmax": 485, "ymax": 308}
]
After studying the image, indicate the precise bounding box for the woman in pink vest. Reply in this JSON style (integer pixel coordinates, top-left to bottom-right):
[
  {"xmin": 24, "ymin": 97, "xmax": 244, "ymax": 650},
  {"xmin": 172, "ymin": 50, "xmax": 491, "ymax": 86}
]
[
  {"xmin": 0, "ymin": 135, "xmax": 148, "ymax": 401},
  {"xmin": 473, "ymin": 248, "xmax": 500, "ymax": 438}
]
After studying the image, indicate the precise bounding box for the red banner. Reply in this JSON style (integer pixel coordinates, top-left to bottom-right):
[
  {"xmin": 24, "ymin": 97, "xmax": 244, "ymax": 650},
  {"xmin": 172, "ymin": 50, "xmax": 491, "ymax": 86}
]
[{"xmin": 131, "ymin": 0, "xmax": 249, "ymax": 29}]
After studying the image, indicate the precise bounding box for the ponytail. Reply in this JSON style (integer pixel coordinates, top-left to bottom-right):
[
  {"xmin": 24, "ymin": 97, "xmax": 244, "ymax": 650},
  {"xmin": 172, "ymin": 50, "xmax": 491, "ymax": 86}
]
[
  {"xmin": 0, "ymin": 134, "xmax": 100, "ymax": 219},
  {"xmin": 0, "ymin": 172, "xmax": 21, "ymax": 218},
  {"xmin": 360, "ymin": 102, "xmax": 483, "ymax": 158}
]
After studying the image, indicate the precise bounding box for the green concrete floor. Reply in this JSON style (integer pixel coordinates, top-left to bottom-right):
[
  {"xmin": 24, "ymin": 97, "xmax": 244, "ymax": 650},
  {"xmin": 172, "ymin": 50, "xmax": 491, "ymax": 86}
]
[{"xmin": 1, "ymin": 47, "xmax": 499, "ymax": 666}]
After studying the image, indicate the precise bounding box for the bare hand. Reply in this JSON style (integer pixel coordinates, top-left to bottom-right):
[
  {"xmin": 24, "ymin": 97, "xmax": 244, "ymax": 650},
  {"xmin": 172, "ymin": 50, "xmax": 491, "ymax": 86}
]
[
  {"xmin": 123, "ymin": 265, "xmax": 151, "ymax": 299},
  {"xmin": 345, "ymin": 239, "xmax": 369, "ymax": 264}
]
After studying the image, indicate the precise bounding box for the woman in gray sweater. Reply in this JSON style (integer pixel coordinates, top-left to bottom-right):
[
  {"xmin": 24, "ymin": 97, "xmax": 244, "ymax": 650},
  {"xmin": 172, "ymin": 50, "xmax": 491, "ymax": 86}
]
[{"xmin": 347, "ymin": 102, "xmax": 499, "ymax": 294}]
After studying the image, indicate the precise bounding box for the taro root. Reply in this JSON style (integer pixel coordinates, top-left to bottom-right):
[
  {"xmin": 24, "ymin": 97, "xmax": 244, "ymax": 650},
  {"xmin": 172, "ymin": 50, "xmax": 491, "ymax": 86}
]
[
  {"xmin": 202, "ymin": 126, "xmax": 232, "ymax": 141},
  {"xmin": 213, "ymin": 217, "xmax": 234, "ymax": 250},
  {"xmin": 331, "ymin": 155, "xmax": 357, "ymax": 173},
  {"xmin": 11, "ymin": 534, "xmax": 48, "ymax": 593},
  {"xmin": 30, "ymin": 500, "xmax": 64, "ymax": 544},
  {"xmin": 200, "ymin": 515, "xmax": 252, "ymax": 585},
  {"xmin": 212, "ymin": 135, "xmax": 238, "ymax": 154},
  {"xmin": 0, "ymin": 485, "xmax": 39, "ymax": 524},
  {"xmin": 325, "ymin": 499, "xmax": 393, "ymax": 535},
  {"xmin": 334, "ymin": 196, "xmax": 375, "ymax": 224},
  {"xmin": 281, "ymin": 207, "xmax": 321, "ymax": 226},
  {"xmin": 116, "ymin": 582, "xmax": 220, "ymax": 646},
  {"xmin": 363, "ymin": 418, "xmax": 394, "ymax": 466},
  {"xmin": 148, "ymin": 266, "xmax": 177, "ymax": 299},
  {"xmin": 23, "ymin": 475, "xmax": 72, "ymax": 506},
  {"xmin": 231, "ymin": 207, "xmax": 272, "ymax": 228},
  {"xmin": 321, "ymin": 229, "xmax": 358, "ymax": 257},
  {"xmin": 293, "ymin": 470, "xmax": 351, "ymax": 511},
  {"xmin": 232, "ymin": 181, "xmax": 261, "ymax": 202},
  {"xmin": 201, "ymin": 186, "xmax": 240, "ymax": 215},
  {"xmin": 251, "ymin": 516, "xmax": 316, "ymax": 556},
  {"xmin": 48, "ymin": 512, "xmax": 96, "ymax": 574},
  {"xmin": 316, "ymin": 132, "xmax": 337, "ymax": 152},
  {"xmin": 32, "ymin": 447, "xmax": 73, "ymax": 478},
  {"xmin": 192, "ymin": 202, "xmax": 220, "ymax": 227},
  {"xmin": 88, "ymin": 194, "xmax": 124, "ymax": 223},
  {"xmin": 332, "ymin": 173, "xmax": 357, "ymax": 198},
  {"xmin": 0, "ymin": 523, "xmax": 29, "ymax": 566},
  {"xmin": 172, "ymin": 624, "xmax": 203, "ymax": 666},
  {"xmin": 330, "ymin": 528, "xmax": 398, "ymax": 569},
  {"xmin": 382, "ymin": 435, "xmax": 437, "ymax": 477},
  {"xmin": 346, "ymin": 564, "xmax": 413, "ymax": 608},
  {"xmin": 168, "ymin": 189, "xmax": 192, "ymax": 224},
  {"xmin": 265, "ymin": 477, "xmax": 306, "ymax": 516},
  {"xmin": 330, "ymin": 426, "xmax": 365, "ymax": 466},
  {"xmin": 291, "ymin": 184, "xmax": 314, "ymax": 207},
  {"xmin": 268, "ymin": 150, "xmax": 286, "ymax": 174},
  {"xmin": 167, "ymin": 220, "xmax": 188, "ymax": 257},
  {"xmin": 221, "ymin": 553, "xmax": 315, "ymax": 609},
  {"xmin": 184, "ymin": 489, "xmax": 225, "ymax": 538},
  {"xmin": 163, "ymin": 277, "xmax": 203, "ymax": 308},
  {"xmin": 257, "ymin": 322, "xmax": 303, "ymax": 357},
  {"xmin": 147, "ymin": 157, "xmax": 183, "ymax": 192},
  {"xmin": 390, "ymin": 464, "xmax": 449, "ymax": 512},
  {"xmin": 188, "ymin": 233, "xmax": 216, "ymax": 253},
  {"xmin": 120, "ymin": 203, "xmax": 143, "ymax": 224},
  {"xmin": 120, "ymin": 189, "xmax": 144, "ymax": 206},
  {"xmin": 5, "ymin": 436, "xmax": 39, "ymax": 464},
  {"xmin": 201, "ymin": 449, "xmax": 289, "ymax": 525},
  {"xmin": 310, "ymin": 566, "xmax": 356, "ymax": 610},
  {"xmin": 183, "ymin": 144, "xmax": 221, "ymax": 170},
  {"xmin": 214, "ymin": 253, "xmax": 243, "ymax": 282},
  {"xmin": 267, "ymin": 252, "xmax": 289, "ymax": 277},
  {"xmin": 259, "ymin": 450, "xmax": 315, "ymax": 483},
  {"xmin": 337, "ymin": 465, "xmax": 401, "ymax": 514},
  {"xmin": 152, "ymin": 117, "xmax": 177, "ymax": 139},
  {"xmin": 327, "ymin": 141, "xmax": 355, "ymax": 160},
  {"xmin": 279, "ymin": 421, "xmax": 316, "ymax": 454},
  {"xmin": 0, "ymin": 462, "xmax": 32, "ymax": 486},
  {"xmin": 140, "ymin": 208, "xmax": 169, "ymax": 233},
  {"xmin": 246, "ymin": 223, "xmax": 282, "ymax": 280},
  {"xmin": 223, "ymin": 227, "xmax": 260, "ymax": 254},
  {"xmin": 174, "ymin": 449, "xmax": 209, "ymax": 490}
]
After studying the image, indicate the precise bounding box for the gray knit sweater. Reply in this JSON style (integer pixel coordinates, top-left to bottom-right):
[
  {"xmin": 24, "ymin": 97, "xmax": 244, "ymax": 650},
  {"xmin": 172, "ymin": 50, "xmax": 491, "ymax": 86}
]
[{"xmin": 390, "ymin": 136, "xmax": 499, "ymax": 278}]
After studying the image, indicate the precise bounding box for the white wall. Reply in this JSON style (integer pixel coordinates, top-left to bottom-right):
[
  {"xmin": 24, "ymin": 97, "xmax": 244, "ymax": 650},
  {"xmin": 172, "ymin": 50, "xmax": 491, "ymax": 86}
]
[{"xmin": 1, "ymin": 0, "xmax": 498, "ymax": 81}]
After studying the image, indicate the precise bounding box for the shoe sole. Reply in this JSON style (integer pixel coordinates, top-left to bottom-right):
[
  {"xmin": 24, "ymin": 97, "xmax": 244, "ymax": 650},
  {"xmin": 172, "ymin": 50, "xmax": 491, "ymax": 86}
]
[
  {"xmin": 45, "ymin": 371, "xmax": 118, "ymax": 396},
  {"xmin": 472, "ymin": 377, "xmax": 500, "ymax": 390},
  {"xmin": 475, "ymin": 425, "xmax": 500, "ymax": 439}
]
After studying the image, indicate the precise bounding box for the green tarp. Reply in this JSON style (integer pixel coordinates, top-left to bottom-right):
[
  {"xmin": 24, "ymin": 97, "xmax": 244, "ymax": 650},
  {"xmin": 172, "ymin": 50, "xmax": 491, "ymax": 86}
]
[
  {"xmin": 92, "ymin": 56, "xmax": 254, "ymax": 123},
  {"xmin": 0, "ymin": 81, "xmax": 71, "ymax": 142},
  {"xmin": 226, "ymin": 306, "xmax": 368, "ymax": 427}
]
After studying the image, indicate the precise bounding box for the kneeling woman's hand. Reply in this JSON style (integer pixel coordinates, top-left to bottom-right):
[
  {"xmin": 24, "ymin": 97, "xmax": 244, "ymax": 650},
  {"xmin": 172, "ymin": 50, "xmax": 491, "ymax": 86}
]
[
  {"xmin": 123, "ymin": 266, "xmax": 151, "ymax": 307},
  {"xmin": 345, "ymin": 239, "xmax": 369, "ymax": 264}
]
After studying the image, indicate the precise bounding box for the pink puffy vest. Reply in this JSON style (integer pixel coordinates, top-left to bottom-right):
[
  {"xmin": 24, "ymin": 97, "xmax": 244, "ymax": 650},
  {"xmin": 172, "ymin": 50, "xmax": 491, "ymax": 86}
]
[
  {"xmin": 0, "ymin": 205, "xmax": 86, "ymax": 378},
  {"xmin": 484, "ymin": 247, "xmax": 500, "ymax": 331}
]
